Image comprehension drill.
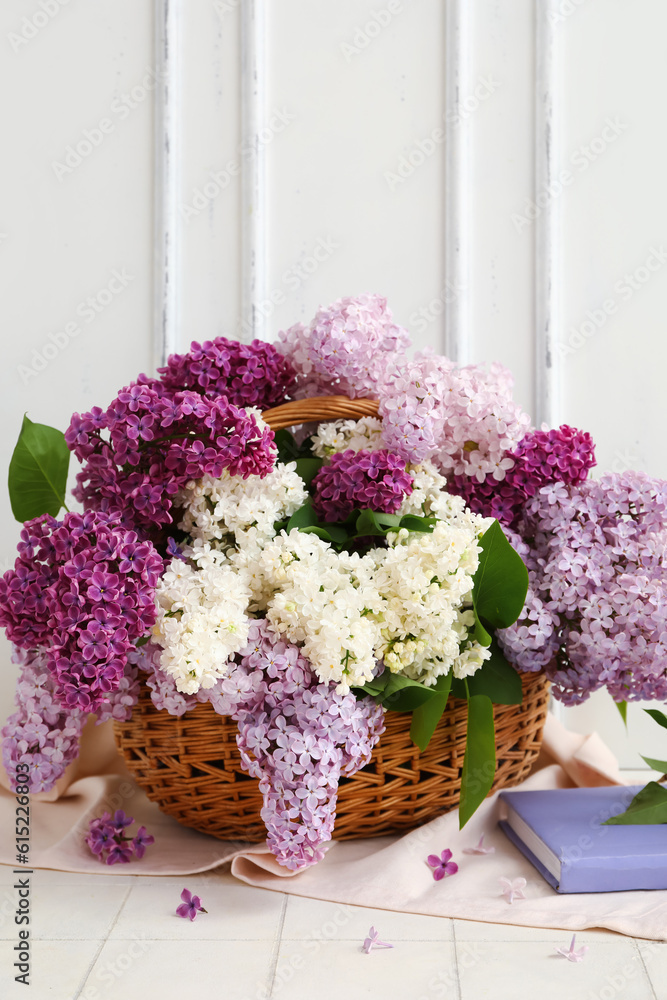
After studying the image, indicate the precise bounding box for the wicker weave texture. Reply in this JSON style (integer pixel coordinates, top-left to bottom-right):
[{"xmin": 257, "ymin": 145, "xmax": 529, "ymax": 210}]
[
  {"xmin": 114, "ymin": 670, "xmax": 549, "ymax": 841},
  {"xmin": 113, "ymin": 395, "xmax": 549, "ymax": 840}
]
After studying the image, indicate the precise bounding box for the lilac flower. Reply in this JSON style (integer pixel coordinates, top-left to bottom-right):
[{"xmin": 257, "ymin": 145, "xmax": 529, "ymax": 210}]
[
  {"xmin": 158, "ymin": 336, "xmax": 295, "ymax": 410},
  {"xmin": 176, "ymin": 888, "xmax": 207, "ymax": 920},
  {"xmin": 362, "ymin": 927, "xmax": 394, "ymax": 954},
  {"xmin": 499, "ymin": 472, "xmax": 667, "ymax": 706},
  {"xmin": 499, "ymin": 876, "xmax": 526, "ymax": 904},
  {"xmin": 106, "ymin": 842, "xmax": 134, "ymax": 865},
  {"xmin": 131, "ymin": 826, "xmax": 155, "ymax": 859},
  {"xmin": 555, "ymin": 934, "xmax": 588, "ymax": 962},
  {"xmin": 312, "ymin": 449, "xmax": 413, "ymax": 522},
  {"xmin": 462, "ymin": 834, "xmax": 496, "ymax": 855},
  {"xmin": 84, "ymin": 810, "xmax": 154, "ymax": 865},
  {"xmin": 427, "ymin": 850, "xmax": 459, "ymax": 881}
]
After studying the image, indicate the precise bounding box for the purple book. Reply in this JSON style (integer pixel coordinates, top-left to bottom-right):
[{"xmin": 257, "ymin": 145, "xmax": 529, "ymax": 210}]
[{"xmin": 498, "ymin": 785, "xmax": 667, "ymax": 893}]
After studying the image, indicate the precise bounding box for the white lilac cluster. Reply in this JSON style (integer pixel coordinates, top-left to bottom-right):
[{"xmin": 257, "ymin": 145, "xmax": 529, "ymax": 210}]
[
  {"xmin": 152, "ymin": 422, "xmax": 492, "ymax": 694},
  {"xmin": 177, "ymin": 463, "xmax": 308, "ymax": 555},
  {"xmin": 310, "ymin": 416, "xmax": 385, "ymax": 458},
  {"xmin": 152, "ymin": 548, "xmax": 251, "ymax": 694}
]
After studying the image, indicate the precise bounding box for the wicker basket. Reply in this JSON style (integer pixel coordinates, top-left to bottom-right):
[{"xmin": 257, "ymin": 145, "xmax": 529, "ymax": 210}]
[{"xmin": 113, "ymin": 396, "xmax": 550, "ymax": 840}]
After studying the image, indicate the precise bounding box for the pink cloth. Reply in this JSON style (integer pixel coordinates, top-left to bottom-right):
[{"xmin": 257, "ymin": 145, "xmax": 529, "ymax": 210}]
[{"xmin": 1, "ymin": 714, "xmax": 665, "ymax": 941}]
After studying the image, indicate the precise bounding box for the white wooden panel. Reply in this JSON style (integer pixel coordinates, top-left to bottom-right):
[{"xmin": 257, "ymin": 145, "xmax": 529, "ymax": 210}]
[
  {"xmin": 544, "ymin": 0, "xmax": 667, "ymax": 764},
  {"xmin": 463, "ymin": 0, "xmax": 536, "ymax": 418},
  {"xmin": 0, "ymin": 0, "xmax": 155, "ymax": 719},
  {"xmin": 178, "ymin": 0, "xmax": 243, "ymax": 346},
  {"xmin": 265, "ymin": 0, "xmax": 446, "ymax": 352}
]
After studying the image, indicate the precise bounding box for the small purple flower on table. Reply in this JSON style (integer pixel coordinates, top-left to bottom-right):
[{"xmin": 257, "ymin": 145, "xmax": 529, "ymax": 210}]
[
  {"xmin": 362, "ymin": 927, "xmax": 393, "ymax": 954},
  {"xmin": 85, "ymin": 811, "xmax": 154, "ymax": 865},
  {"xmin": 176, "ymin": 888, "xmax": 207, "ymax": 921},
  {"xmin": 427, "ymin": 849, "xmax": 459, "ymax": 881},
  {"xmin": 499, "ymin": 876, "xmax": 526, "ymax": 904},
  {"xmin": 131, "ymin": 826, "xmax": 155, "ymax": 859},
  {"xmin": 462, "ymin": 834, "xmax": 495, "ymax": 855},
  {"xmin": 555, "ymin": 934, "xmax": 588, "ymax": 963}
]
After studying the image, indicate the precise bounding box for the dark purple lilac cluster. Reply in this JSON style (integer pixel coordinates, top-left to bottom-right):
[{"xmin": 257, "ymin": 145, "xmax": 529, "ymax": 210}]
[
  {"xmin": 311, "ymin": 448, "xmax": 414, "ymax": 522},
  {"xmin": 86, "ymin": 809, "xmax": 154, "ymax": 865},
  {"xmin": 158, "ymin": 336, "xmax": 296, "ymax": 409},
  {"xmin": 0, "ymin": 510, "xmax": 161, "ymax": 714},
  {"xmin": 450, "ymin": 425, "xmax": 596, "ymax": 527},
  {"xmin": 66, "ymin": 379, "xmax": 276, "ymax": 535}
]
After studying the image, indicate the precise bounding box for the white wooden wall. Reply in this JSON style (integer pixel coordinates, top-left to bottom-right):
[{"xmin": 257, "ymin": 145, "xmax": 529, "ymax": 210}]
[{"xmin": 2, "ymin": 0, "xmax": 666, "ymax": 766}]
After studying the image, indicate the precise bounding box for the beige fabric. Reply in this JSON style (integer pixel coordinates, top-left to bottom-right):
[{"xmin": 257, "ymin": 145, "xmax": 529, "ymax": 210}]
[{"xmin": 2, "ymin": 713, "xmax": 665, "ymax": 940}]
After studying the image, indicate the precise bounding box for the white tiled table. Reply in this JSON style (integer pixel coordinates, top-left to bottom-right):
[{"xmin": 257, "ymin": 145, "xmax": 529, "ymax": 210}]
[{"xmin": 0, "ymin": 865, "xmax": 663, "ymax": 1000}]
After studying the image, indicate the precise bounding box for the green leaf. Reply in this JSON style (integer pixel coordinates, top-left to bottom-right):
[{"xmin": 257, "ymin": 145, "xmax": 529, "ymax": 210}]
[
  {"xmin": 472, "ymin": 614, "xmax": 492, "ymax": 647},
  {"xmin": 645, "ymin": 708, "xmax": 667, "ymax": 731},
  {"xmin": 299, "ymin": 524, "xmax": 348, "ymax": 544},
  {"xmin": 294, "ymin": 457, "xmax": 323, "ymax": 487},
  {"xmin": 640, "ymin": 756, "xmax": 667, "ymax": 774},
  {"xmin": 603, "ymin": 782, "xmax": 667, "ymax": 825},
  {"xmin": 8, "ymin": 415, "xmax": 70, "ymax": 522},
  {"xmin": 273, "ymin": 428, "xmax": 297, "ymax": 460},
  {"xmin": 354, "ymin": 509, "xmax": 391, "ymax": 537},
  {"xmin": 410, "ymin": 671, "xmax": 452, "ymax": 751},
  {"xmin": 286, "ymin": 502, "xmax": 318, "ymax": 531},
  {"xmin": 615, "ymin": 700, "xmax": 628, "ymax": 727},
  {"xmin": 398, "ymin": 514, "xmax": 436, "ymax": 533},
  {"xmin": 466, "ymin": 642, "xmax": 523, "ymax": 704},
  {"xmin": 472, "ymin": 520, "xmax": 529, "ymax": 630},
  {"xmin": 381, "ymin": 674, "xmax": 438, "ymax": 712},
  {"xmin": 459, "ymin": 694, "xmax": 496, "ymax": 828}
]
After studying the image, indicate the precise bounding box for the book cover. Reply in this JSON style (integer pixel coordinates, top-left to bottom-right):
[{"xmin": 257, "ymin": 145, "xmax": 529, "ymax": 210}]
[{"xmin": 498, "ymin": 785, "xmax": 667, "ymax": 893}]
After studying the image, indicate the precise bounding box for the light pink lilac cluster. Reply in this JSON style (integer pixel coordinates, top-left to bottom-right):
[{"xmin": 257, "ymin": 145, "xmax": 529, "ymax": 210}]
[
  {"xmin": 0, "ymin": 511, "xmax": 161, "ymax": 714},
  {"xmin": 311, "ymin": 449, "xmax": 414, "ymax": 522},
  {"xmin": 158, "ymin": 336, "xmax": 296, "ymax": 410},
  {"xmin": 66, "ymin": 379, "xmax": 275, "ymax": 535},
  {"xmin": 498, "ymin": 472, "xmax": 667, "ymax": 705},
  {"xmin": 277, "ymin": 294, "xmax": 410, "ymax": 399},
  {"xmin": 1, "ymin": 647, "xmax": 140, "ymax": 792},
  {"xmin": 450, "ymin": 425, "xmax": 596, "ymax": 527},
  {"xmin": 277, "ymin": 297, "xmax": 531, "ymax": 474},
  {"xmin": 86, "ymin": 809, "xmax": 154, "ymax": 864}
]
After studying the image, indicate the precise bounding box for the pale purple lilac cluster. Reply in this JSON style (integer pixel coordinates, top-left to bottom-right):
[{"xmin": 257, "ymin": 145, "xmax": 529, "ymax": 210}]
[
  {"xmin": 0, "ymin": 510, "xmax": 161, "ymax": 715},
  {"xmin": 66, "ymin": 380, "xmax": 275, "ymax": 535},
  {"xmin": 277, "ymin": 298, "xmax": 531, "ymax": 477},
  {"xmin": 86, "ymin": 809, "xmax": 154, "ymax": 864},
  {"xmin": 158, "ymin": 336, "xmax": 296, "ymax": 409},
  {"xmin": 278, "ymin": 293, "xmax": 411, "ymax": 399},
  {"xmin": 311, "ymin": 448, "xmax": 414, "ymax": 522},
  {"xmin": 1, "ymin": 647, "xmax": 140, "ymax": 792},
  {"xmin": 450, "ymin": 425, "xmax": 596, "ymax": 527},
  {"xmin": 136, "ymin": 632, "xmax": 384, "ymax": 869},
  {"xmin": 498, "ymin": 472, "xmax": 667, "ymax": 705}
]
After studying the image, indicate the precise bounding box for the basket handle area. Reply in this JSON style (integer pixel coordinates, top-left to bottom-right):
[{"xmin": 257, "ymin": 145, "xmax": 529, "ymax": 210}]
[{"xmin": 261, "ymin": 396, "xmax": 379, "ymax": 431}]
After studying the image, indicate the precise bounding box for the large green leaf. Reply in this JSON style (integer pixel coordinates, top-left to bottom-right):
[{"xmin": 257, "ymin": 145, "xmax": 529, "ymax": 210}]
[
  {"xmin": 645, "ymin": 709, "xmax": 667, "ymax": 731},
  {"xmin": 381, "ymin": 674, "xmax": 438, "ymax": 712},
  {"xmin": 294, "ymin": 457, "xmax": 322, "ymax": 487},
  {"xmin": 472, "ymin": 520, "xmax": 529, "ymax": 629},
  {"xmin": 299, "ymin": 524, "xmax": 348, "ymax": 544},
  {"xmin": 459, "ymin": 694, "xmax": 496, "ymax": 828},
  {"xmin": 286, "ymin": 501, "xmax": 318, "ymax": 531},
  {"xmin": 466, "ymin": 642, "xmax": 523, "ymax": 704},
  {"xmin": 410, "ymin": 671, "xmax": 452, "ymax": 751},
  {"xmin": 615, "ymin": 700, "xmax": 628, "ymax": 727},
  {"xmin": 8, "ymin": 416, "xmax": 70, "ymax": 522},
  {"xmin": 640, "ymin": 755, "xmax": 667, "ymax": 773},
  {"xmin": 603, "ymin": 782, "xmax": 667, "ymax": 825}
]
